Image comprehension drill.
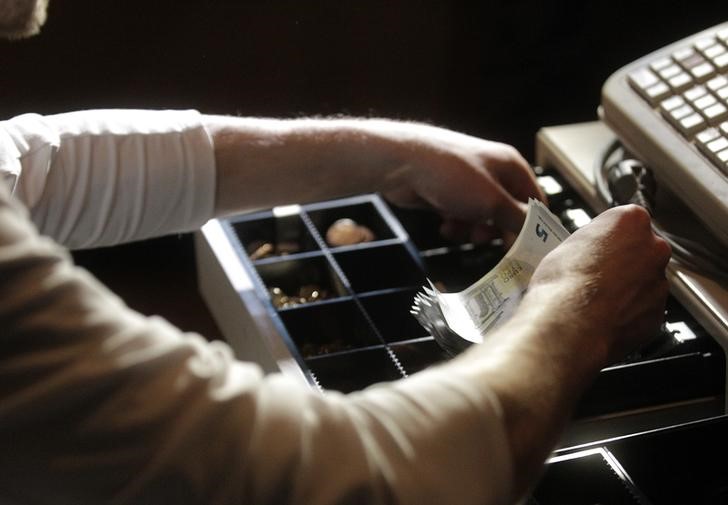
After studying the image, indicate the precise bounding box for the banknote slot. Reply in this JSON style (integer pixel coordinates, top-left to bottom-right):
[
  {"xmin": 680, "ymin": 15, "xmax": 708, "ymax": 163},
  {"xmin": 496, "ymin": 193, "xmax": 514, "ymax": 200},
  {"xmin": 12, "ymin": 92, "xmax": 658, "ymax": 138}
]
[
  {"xmin": 422, "ymin": 245, "xmax": 503, "ymax": 293},
  {"xmin": 231, "ymin": 212, "xmax": 319, "ymax": 260},
  {"xmin": 279, "ymin": 300, "xmax": 380, "ymax": 358},
  {"xmin": 390, "ymin": 339, "xmax": 450, "ymax": 375},
  {"xmin": 530, "ymin": 448, "xmax": 644, "ymax": 505},
  {"xmin": 576, "ymin": 351, "xmax": 725, "ymax": 419},
  {"xmin": 608, "ymin": 416, "xmax": 728, "ymax": 505},
  {"xmin": 360, "ymin": 288, "xmax": 429, "ymax": 343},
  {"xmin": 256, "ymin": 256, "xmax": 348, "ymax": 307},
  {"xmin": 335, "ymin": 244, "xmax": 425, "ymax": 293},
  {"xmin": 306, "ymin": 347, "xmax": 404, "ymax": 393},
  {"xmin": 307, "ymin": 202, "xmax": 395, "ymax": 248}
]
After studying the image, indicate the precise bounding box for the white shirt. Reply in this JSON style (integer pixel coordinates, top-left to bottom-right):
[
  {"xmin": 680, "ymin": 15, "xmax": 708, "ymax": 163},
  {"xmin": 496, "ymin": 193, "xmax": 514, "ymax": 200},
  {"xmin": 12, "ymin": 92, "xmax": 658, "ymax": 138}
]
[
  {"xmin": 0, "ymin": 109, "xmax": 216, "ymax": 248},
  {"xmin": 0, "ymin": 109, "xmax": 513, "ymax": 505}
]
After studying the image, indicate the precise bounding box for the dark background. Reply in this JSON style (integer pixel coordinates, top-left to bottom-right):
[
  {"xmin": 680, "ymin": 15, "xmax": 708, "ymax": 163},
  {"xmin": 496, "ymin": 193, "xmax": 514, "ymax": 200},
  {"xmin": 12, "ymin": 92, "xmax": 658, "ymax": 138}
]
[{"xmin": 3, "ymin": 0, "xmax": 727, "ymax": 338}]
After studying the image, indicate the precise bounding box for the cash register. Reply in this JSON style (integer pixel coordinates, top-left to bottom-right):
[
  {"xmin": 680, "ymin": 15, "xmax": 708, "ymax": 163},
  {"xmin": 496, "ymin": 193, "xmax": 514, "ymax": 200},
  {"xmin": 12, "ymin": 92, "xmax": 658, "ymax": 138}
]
[{"xmin": 196, "ymin": 21, "xmax": 728, "ymax": 505}]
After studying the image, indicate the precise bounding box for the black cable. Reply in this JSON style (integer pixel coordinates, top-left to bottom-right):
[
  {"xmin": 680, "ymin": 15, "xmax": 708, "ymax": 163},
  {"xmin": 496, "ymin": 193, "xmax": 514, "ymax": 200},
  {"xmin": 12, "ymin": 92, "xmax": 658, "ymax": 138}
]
[{"xmin": 594, "ymin": 139, "xmax": 622, "ymax": 207}]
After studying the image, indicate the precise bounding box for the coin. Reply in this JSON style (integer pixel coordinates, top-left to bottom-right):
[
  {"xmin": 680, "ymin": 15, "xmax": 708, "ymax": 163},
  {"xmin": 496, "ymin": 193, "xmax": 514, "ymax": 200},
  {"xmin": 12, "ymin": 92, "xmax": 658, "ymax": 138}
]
[
  {"xmin": 248, "ymin": 240, "xmax": 302, "ymax": 260},
  {"xmin": 269, "ymin": 284, "xmax": 328, "ymax": 309},
  {"xmin": 249, "ymin": 241, "xmax": 275, "ymax": 260},
  {"xmin": 325, "ymin": 218, "xmax": 375, "ymax": 246}
]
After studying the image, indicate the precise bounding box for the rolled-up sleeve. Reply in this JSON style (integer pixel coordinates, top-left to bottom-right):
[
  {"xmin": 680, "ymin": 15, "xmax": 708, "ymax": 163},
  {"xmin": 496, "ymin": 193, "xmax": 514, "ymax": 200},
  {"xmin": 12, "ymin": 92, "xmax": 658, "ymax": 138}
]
[
  {"xmin": 0, "ymin": 177, "xmax": 513, "ymax": 505},
  {"xmin": 0, "ymin": 109, "xmax": 216, "ymax": 248}
]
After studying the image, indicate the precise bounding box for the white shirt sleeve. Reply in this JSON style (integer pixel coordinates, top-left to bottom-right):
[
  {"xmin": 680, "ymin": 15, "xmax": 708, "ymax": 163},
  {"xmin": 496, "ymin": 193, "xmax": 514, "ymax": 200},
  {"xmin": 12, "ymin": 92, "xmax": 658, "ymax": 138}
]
[
  {"xmin": 0, "ymin": 176, "xmax": 514, "ymax": 504},
  {"xmin": 0, "ymin": 109, "xmax": 216, "ymax": 249}
]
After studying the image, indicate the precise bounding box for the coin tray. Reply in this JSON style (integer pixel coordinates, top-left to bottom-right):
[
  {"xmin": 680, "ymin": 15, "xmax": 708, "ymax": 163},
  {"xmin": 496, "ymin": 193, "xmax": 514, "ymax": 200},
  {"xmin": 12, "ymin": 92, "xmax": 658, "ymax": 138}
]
[{"xmin": 217, "ymin": 195, "xmax": 418, "ymax": 392}]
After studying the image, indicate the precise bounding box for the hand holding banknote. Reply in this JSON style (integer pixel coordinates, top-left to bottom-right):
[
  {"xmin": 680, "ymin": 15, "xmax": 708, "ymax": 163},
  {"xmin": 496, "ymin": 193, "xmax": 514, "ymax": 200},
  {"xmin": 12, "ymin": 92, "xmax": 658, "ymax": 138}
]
[{"xmin": 412, "ymin": 199, "xmax": 570, "ymax": 354}]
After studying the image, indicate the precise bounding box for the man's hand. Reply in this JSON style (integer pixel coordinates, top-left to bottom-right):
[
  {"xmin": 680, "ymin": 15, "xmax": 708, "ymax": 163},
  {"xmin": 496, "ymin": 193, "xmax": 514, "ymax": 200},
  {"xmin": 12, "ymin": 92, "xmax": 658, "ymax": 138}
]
[
  {"xmin": 455, "ymin": 204, "xmax": 671, "ymax": 499},
  {"xmin": 526, "ymin": 204, "xmax": 672, "ymax": 366},
  {"xmin": 380, "ymin": 125, "xmax": 545, "ymax": 243}
]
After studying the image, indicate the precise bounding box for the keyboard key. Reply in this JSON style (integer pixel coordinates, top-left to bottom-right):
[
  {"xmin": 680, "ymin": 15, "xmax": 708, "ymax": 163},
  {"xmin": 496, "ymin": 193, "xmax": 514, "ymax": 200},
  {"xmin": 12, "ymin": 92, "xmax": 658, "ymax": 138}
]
[
  {"xmin": 660, "ymin": 95, "xmax": 685, "ymax": 112},
  {"xmin": 673, "ymin": 47, "xmax": 697, "ymax": 65},
  {"xmin": 650, "ymin": 57, "xmax": 673, "ymax": 72},
  {"xmin": 699, "ymin": 135, "xmax": 728, "ymax": 173},
  {"xmin": 716, "ymin": 86, "xmax": 728, "ymax": 101},
  {"xmin": 718, "ymin": 27, "xmax": 728, "ymax": 42},
  {"xmin": 659, "ymin": 64, "xmax": 681, "ymax": 79},
  {"xmin": 707, "ymin": 136, "xmax": 728, "ymax": 153},
  {"xmin": 644, "ymin": 81, "xmax": 671, "ymax": 104},
  {"xmin": 716, "ymin": 149, "xmax": 728, "ymax": 174},
  {"xmin": 697, "ymin": 130, "xmax": 725, "ymax": 159},
  {"xmin": 629, "ymin": 67, "xmax": 659, "ymax": 87},
  {"xmin": 696, "ymin": 127, "xmax": 721, "ymax": 144},
  {"xmin": 713, "ymin": 52, "xmax": 728, "ymax": 70},
  {"xmin": 695, "ymin": 37, "xmax": 716, "ymax": 51},
  {"xmin": 668, "ymin": 103, "xmax": 695, "ymax": 121},
  {"xmin": 694, "ymin": 94, "xmax": 717, "ymax": 110},
  {"xmin": 682, "ymin": 53, "xmax": 706, "ymax": 71},
  {"xmin": 721, "ymin": 122, "xmax": 728, "ymax": 136},
  {"xmin": 690, "ymin": 61, "xmax": 715, "ymax": 81},
  {"xmin": 628, "ymin": 67, "xmax": 661, "ymax": 100},
  {"xmin": 707, "ymin": 75, "xmax": 728, "ymax": 91},
  {"xmin": 703, "ymin": 103, "xmax": 728, "ymax": 124},
  {"xmin": 678, "ymin": 113, "xmax": 706, "ymax": 136},
  {"xmin": 684, "ymin": 85, "xmax": 707, "ymax": 102},
  {"xmin": 704, "ymin": 44, "xmax": 726, "ymax": 59},
  {"xmin": 668, "ymin": 72, "xmax": 693, "ymax": 91}
]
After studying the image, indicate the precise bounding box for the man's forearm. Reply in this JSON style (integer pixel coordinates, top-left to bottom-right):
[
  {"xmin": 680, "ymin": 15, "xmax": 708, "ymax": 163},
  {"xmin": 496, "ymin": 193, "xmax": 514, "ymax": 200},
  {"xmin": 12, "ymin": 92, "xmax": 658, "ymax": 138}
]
[
  {"xmin": 453, "ymin": 284, "xmax": 609, "ymax": 498},
  {"xmin": 204, "ymin": 116, "xmax": 416, "ymax": 216}
]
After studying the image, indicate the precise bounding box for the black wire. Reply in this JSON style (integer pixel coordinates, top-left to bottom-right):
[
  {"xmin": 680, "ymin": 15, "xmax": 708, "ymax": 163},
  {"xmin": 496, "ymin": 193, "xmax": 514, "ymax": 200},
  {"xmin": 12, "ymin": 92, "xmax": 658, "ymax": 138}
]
[{"xmin": 594, "ymin": 138, "xmax": 622, "ymax": 207}]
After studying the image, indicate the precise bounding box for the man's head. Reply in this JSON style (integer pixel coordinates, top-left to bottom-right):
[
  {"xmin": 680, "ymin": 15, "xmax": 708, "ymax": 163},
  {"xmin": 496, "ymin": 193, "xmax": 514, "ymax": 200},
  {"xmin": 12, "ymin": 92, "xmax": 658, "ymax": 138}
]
[{"xmin": 0, "ymin": 0, "xmax": 48, "ymax": 39}]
